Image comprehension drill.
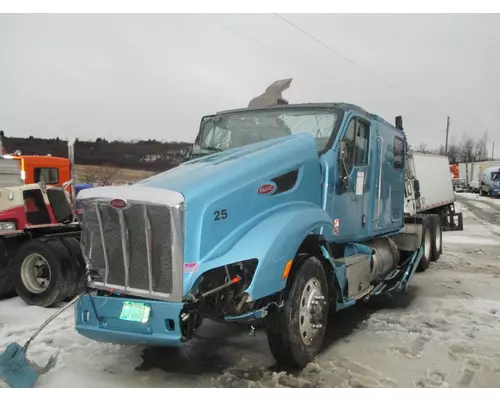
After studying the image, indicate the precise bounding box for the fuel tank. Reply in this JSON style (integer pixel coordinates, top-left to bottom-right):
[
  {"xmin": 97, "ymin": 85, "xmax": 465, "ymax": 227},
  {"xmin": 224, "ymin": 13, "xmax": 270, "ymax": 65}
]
[{"xmin": 367, "ymin": 237, "xmax": 400, "ymax": 280}]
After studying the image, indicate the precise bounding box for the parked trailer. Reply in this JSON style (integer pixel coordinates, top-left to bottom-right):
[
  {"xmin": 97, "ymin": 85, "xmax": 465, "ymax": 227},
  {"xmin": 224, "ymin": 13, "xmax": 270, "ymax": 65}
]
[
  {"xmin": 73, "ymin": 79, "xmax": 449, "ymax": 369},
  {"xmin": 405, "ymin": 152, "xmax": 463, "ymax": 231}
]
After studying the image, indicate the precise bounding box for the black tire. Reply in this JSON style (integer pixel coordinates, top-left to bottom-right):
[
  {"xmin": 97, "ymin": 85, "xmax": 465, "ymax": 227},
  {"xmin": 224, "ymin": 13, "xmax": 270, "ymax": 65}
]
[
  {"xmin": 60, "ymin": 237, "xmax": 86, "ymax": 298},
  {"xmin": 416, "ymin": 216, "xmax": 432, "ymax": 272},
  {"xmin": 11, "ymin": 239, "xmax": 75, "ymax": 307},
  {"xmin": 0, "ymin": 264, "xmax": 15, "ymax": 298},
  {"xmin": 429, "ymin": 214, "xmax": 443, "ymax": 262},
  {"xmin": 267, "ymin": 256, "xmax": 329, "ymax": 369},
  {"xmin": 0, "ymin": 238, "xmax": 15, "ymax": 298}
]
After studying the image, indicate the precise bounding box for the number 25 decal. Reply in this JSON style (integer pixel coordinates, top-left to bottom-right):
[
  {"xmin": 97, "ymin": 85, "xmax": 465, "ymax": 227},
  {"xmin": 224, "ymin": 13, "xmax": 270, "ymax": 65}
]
[{"xmin": 214, "ymin": 209, "xmax": 228, "ymax": 221}]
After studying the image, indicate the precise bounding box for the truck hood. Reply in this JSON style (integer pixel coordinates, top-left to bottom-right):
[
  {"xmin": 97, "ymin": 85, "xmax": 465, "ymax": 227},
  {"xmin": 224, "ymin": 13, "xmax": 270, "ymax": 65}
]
[
  {"xmin": 76, "ymin": 133, "xmax": 323, "ymax": 265},
  {"xmin": 135, "ymin": 133, "xmax": 317, "ymax": 202}
]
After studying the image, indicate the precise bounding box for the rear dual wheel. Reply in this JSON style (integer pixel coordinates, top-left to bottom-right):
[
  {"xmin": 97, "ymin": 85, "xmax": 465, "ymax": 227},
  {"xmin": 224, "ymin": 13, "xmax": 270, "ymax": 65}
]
[
  {"xmin": 416, "ymin": 214, "xmax": 443, "ymax": 272},
  {"xmin": 416, "ymin": 216, "xmax": 432, "ymax": 271},
  {"xmin": 12, "ymin": 238, "xmax": 84, "ymax": 307},
  {"xmin": 429, "ymin": 214, "xmax": 443, "ymax": 262}
]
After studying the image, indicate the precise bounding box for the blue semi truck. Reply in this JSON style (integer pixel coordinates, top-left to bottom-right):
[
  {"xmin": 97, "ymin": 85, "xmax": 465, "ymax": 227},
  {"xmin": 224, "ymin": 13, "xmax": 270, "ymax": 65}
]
[{"xmin": 73, "ymin": 79, "xmax": 446, "ymax": 368}]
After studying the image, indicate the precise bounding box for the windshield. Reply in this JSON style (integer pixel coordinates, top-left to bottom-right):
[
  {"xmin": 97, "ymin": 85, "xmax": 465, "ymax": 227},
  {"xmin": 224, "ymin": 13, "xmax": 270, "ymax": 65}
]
[
  {"xmin": 195, "ymin": 108, "xmax": 341, "ymax": 154},
  {"xmin": 491, "ymin": 172, "xmax": 500, "ymax": 181}
]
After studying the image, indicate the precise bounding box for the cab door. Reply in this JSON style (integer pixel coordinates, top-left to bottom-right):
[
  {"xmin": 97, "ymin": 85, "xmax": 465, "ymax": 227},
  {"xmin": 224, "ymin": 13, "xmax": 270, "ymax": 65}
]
[{"xmin": 330, "ymin": 115, "xmax": 372, "ymax": 241}]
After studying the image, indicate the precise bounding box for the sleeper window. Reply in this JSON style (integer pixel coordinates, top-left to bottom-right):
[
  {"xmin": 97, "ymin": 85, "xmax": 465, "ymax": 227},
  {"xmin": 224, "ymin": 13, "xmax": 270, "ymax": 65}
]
[{"xmin": 34, "ymin": 168, "xmax": 59, "ymax": 184}]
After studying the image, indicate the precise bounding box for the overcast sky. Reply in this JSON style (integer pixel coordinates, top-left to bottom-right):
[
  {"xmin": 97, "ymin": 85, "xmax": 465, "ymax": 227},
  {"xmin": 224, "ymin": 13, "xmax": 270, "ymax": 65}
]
[{"xmin": 1, "ymin": 13, "xmax": 499, "ymax": 153}]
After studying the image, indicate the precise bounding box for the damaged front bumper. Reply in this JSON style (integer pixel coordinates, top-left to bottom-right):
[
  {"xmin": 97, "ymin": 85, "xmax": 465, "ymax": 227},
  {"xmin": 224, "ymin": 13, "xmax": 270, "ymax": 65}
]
[{"xmin": 75, "ymin": 294, "xmax": 185, "ymax": 347}]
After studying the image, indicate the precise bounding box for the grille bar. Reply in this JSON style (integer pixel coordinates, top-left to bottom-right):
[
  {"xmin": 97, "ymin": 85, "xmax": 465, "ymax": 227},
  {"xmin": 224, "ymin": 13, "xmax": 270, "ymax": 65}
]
[
  {"xmin": 144, "ymin": 205, "xmax": 154, "ymax": 293},
  {"xmin": 95, "ymin": 203, "xmax": 110, "ymax": 284},
  {"xmin": 119, "ymin": 210, "xmax": 130, "ymax": 289}
]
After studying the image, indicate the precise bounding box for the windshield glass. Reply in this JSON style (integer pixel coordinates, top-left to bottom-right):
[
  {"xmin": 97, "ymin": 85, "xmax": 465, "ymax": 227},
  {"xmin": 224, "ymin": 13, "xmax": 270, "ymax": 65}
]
[
  {"xmin": 491, "ymin": 172, "xmax": 500, "ymax": 181},
  {"xmin": 196, "ymin": 108, "xmax": 341, "ymax": 153}
]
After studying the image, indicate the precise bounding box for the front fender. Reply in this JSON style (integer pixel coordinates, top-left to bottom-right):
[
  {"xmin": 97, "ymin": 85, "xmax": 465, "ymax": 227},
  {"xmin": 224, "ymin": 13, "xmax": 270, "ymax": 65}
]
[{"xmin": 183, "ymin": 202, "xmax": 333, "ymax": 301}]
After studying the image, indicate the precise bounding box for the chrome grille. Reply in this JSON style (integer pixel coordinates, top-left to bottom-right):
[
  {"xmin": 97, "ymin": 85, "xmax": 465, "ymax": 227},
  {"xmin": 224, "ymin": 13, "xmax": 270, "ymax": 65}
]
[{"xmin": 79, "ymin": 198, "xmax": 184, "ymax": 301}]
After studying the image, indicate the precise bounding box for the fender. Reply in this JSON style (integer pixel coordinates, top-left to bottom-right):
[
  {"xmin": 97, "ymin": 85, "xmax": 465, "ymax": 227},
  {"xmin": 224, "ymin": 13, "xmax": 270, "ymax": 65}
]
[{"xmin": 183, "ymin": 202, "xmax": 334, "ymax": 301}]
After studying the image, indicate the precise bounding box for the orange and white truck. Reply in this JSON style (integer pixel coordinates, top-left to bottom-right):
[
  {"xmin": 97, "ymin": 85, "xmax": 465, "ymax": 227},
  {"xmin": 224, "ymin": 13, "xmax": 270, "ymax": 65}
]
[
  {"xmin": 0, "ymin": 132, "xmax": 84, "ymax": 307},
  {"xmin": 0, "ymin": 130, "xmax": 72, "ymax": 193}
]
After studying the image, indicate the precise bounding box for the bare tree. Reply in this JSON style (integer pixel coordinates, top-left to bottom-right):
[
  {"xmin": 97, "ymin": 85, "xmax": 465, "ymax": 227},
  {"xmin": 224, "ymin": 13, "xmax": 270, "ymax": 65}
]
[
  {"xmin": 475, "ymin": 131, "xmax": 488, "ymax": 161},
  {"xmin": 459, "ymin": 134, "xmax": 475, "ymax": 163},
  {"xmin": 416, "ymin": 142, "xmax": 428, "ymax": 153},
  {"xmin": 447, "ymin": 138, "xmax": 460, "ymax": 164},
  {"xmin": 81, "ymin": 171, "xmax": 99, "ymax": 184},
  {"xmin": 95, "ymin": 167, "xmax": 119, "ymax": 186}
]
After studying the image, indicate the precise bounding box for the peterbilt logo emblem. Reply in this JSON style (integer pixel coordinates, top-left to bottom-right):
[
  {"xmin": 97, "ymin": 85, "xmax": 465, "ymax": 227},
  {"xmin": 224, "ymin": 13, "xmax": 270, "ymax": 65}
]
[
  {"xmin": 110, "ymin": 198, "xmax": 128, "ymax": 209},
  {"xmin": 257, "ymin": 184, "xmax": 276, "ymax": 195}
]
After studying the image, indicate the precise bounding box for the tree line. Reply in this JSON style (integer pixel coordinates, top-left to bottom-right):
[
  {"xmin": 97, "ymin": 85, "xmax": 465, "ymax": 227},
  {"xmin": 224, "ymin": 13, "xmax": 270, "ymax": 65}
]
[
  {"xmin": 2, "ymin": 136, "xmax": 193, "ymax": 172},
  {"xmin": 412, "ymin": 132, "xmax": 495, "ymax": 164}
]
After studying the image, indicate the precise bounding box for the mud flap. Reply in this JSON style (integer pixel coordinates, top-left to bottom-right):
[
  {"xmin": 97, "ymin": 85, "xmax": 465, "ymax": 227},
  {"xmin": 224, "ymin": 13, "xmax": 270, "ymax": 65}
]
[{"xmin": 441, "ymin": 204, "xmax": 464, "ymax": 232}]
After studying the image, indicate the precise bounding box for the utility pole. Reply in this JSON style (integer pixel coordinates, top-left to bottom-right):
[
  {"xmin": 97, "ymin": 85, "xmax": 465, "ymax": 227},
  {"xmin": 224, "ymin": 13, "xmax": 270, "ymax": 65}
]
[
  {"xmin": 493, "ymin": 141, "xmax": 495, "ymax": 160},
  {"xmin": 444, "ymin": 116, "xmax": 450, "ymax": 157}
]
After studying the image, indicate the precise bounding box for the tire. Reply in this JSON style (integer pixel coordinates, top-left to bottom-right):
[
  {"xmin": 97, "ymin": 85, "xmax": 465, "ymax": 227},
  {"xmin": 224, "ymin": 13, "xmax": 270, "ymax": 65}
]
[
  {"xmin": 416, "ymin": 216, "xmax": 432, "ymax": 272},
  {"xmin": 0, "ymin": 238, "xmax": 15, "ymax": 298},
  {"xmin": 11, "ymin": 239, "xmax": 75, "ymax": 307},
  {"xmin": 60, "ymin": 237, "xmax": 86, "ymax": 298},
  {"xmin": 267, "ymin": 256, "xmax": 329, "ymax": 369},
  {"xmin": 429, "ymin": 214, "xmax": 443, "ymax": 262},
  {"xmin": 0, "ymin": 264, "xmax": 15, "ymax": 298}
]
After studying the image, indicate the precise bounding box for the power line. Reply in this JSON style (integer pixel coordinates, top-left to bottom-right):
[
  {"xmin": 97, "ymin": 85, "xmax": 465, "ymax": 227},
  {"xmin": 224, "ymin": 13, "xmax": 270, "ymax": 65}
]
[
  {"xmin": 199, "ymin": 14, "xmax": 349, "ymax": 84},
  {"xmin": 201, "ymin": 14, "xmax": 490, "ymax": 139},
  {"xmin": 273, "ymin": 13, "xmax": 446, "ymax": 117}
]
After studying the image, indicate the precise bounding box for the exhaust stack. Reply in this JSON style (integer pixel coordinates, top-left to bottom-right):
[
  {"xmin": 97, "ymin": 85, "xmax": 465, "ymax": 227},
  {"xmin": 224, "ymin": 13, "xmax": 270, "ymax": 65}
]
[{"xmin": 68, "ymin": 138, "xmax": 76, "ymax": 209}]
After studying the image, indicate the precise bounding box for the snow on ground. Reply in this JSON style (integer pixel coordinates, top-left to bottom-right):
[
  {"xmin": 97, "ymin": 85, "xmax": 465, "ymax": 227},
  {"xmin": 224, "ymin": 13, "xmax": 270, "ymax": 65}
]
[{"xmin": 2, "ymin": 195, "xmax": 500, "ymax": 388}]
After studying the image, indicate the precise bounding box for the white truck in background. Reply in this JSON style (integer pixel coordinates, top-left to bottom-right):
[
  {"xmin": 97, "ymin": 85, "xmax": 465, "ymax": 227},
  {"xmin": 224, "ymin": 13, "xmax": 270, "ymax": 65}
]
[{"xmin": 404, "ymin": 151, "xmax": 463, "ymax": 231}]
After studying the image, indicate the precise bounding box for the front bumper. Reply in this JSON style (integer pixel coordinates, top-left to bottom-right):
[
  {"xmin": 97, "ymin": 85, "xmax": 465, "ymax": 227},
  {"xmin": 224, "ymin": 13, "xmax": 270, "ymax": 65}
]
[{"xmin": 75, "ymin": 294, "xmax": 185, "ymax": 347}]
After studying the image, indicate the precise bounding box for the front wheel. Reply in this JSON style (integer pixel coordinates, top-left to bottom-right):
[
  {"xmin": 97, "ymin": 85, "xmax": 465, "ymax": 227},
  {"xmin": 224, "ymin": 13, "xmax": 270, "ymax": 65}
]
[{"xmin": 267, "ymin": 256, "xmax": 329, "ymax": 369}]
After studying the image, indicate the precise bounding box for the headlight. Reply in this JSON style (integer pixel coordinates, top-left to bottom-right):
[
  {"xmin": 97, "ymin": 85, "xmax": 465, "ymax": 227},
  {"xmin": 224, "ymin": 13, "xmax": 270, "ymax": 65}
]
[{"xmin": 0, "ymin": 222, "xmax": 16, "ymax": 231}]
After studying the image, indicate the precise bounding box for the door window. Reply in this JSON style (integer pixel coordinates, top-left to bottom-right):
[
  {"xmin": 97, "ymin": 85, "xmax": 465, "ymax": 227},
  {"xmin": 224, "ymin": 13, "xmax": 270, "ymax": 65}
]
[{"xmin": 342, "ymin": 118, "xmax": 370, "ymax": 174}]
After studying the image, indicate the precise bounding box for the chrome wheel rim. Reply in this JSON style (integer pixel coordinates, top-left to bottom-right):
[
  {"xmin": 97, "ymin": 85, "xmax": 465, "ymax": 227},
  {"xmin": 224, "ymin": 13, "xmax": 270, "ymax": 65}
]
[
  {"xmin": 424, "ymin": 229, "xmax": 431, "ymax": 261},
  {"xmin": 299, "ymin": 277, "xmax": 326, "ymax": 344},
  {"xmin": 435, "ymin": 224, "xmax": 442, "ymax": 253},
  {"xmin": 21, "ymin": 253, "xmax": 51, "ymax": 294}
]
